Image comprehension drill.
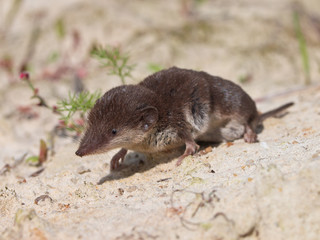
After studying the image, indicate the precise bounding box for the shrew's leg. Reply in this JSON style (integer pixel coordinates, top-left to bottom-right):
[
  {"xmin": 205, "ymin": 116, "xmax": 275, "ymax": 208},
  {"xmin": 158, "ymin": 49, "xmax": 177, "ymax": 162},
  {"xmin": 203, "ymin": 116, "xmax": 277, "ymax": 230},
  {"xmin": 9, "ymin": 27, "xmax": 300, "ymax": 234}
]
[
  {"xmin": 243, "ymin": 124, "xmax": 258, "ymax": 143},
  {"xmin": 176, "ymin": 140, "xmax": 200, "ymax": 166},
  {"xmin": 110, "ymin": 148, "xmax": 128, "ymax": 170}
]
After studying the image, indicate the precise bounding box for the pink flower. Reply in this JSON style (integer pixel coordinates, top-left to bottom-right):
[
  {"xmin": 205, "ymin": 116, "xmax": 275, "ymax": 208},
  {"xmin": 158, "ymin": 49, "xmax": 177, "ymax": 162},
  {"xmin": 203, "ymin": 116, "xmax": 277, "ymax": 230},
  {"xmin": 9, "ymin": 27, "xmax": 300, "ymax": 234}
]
[
  {"xmin": 75, "ymin": 118, "xmax": 84, "ymax": 126},
  {"xmin": 20, "ymin": 72, "xmax": 29, "ymax": 80},
  {"xmin": 76, "ymin": 68, "xmax": 87, "ymax": 79},
  {"xmin": 52, "ymin": 105, "xmax": 58, "ymax": 113},
  {"xmin": 58, "ymin": 120, "xmax": 66, "ymax": 127}
]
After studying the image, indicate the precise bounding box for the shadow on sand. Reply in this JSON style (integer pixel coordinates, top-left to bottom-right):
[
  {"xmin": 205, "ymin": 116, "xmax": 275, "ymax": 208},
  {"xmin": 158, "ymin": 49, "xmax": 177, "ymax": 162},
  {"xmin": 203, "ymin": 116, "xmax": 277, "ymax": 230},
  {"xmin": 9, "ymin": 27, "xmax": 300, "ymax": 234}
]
[{"xmin": 97, "ymin": 142, "xmax": 219, "ymax": 185}]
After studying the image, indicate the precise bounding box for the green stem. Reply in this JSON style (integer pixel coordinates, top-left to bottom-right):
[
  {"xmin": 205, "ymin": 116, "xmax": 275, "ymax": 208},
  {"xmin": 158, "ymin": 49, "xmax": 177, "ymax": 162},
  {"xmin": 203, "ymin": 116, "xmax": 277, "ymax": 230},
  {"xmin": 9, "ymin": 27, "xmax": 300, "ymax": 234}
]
[{"xmin": 293, "ymin": 11, "xmax": 311, "ymax": 85}]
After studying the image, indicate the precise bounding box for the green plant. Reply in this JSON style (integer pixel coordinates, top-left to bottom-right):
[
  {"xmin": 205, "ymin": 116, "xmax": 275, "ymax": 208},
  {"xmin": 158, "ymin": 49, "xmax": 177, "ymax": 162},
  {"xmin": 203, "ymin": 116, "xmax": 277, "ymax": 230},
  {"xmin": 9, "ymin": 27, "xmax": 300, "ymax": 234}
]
[
  {"xmin": 21, "ymin": 46, "xmax": 135, "ymax": 136},
  {"xmin": 20, "ymin": 72, "xmax": 100, "ymax": 134},
  {"xmin": 26, "ymin": 139, "xmax": 47, "ymax": 166},
  {"xmin": 20, "ymin": 72, "xmax": 49, "ymax": 107},
  {"xmin": 55, "ymin": 17, "xmax": 66, "ymax": 39},
  {"xmin": 91, "ymin": 45, "xmax": 135, "ymax": 84},
  {"xmin": 293, "ymin": 11, "xmax": 311, "ymax": 85},
  {"xmin": 148, "ymin": 63, "xmax": 163, "ymax": 73},
  {"xmin": 238, "ymin": 73, "xmax": 252, "ymax": 84},
  {"xmin": 56, "ymin": 91, "xmax": 101, "ymax": 133}
]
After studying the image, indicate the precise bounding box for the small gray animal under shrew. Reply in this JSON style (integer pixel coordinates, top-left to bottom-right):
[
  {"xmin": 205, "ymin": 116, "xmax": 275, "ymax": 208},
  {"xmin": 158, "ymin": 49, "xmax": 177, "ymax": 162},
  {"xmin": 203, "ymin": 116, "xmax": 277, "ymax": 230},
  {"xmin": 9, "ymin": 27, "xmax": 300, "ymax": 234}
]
[{"xmin": 75, "ymin": 67, "xmax": 294, "ymax": 170}]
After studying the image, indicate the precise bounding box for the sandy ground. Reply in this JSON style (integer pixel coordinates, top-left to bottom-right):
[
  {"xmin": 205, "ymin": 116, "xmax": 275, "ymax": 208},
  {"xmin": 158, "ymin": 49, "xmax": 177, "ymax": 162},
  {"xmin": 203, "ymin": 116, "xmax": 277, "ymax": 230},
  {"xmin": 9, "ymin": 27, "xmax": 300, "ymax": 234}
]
[{"xmin": 1, "ymin": 0, "xmax": 320, "ymax": 239}]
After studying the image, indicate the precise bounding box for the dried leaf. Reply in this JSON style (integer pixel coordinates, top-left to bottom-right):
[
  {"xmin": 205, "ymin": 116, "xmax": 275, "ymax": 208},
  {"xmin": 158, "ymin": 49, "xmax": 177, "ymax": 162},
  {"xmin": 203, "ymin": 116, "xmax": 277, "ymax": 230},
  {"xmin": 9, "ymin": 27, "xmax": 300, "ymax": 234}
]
[
  {"xmin": 78, "ymin": 169, "xmax": 91, "ymax": 175},
  {"xmin": 0, "ymin": 56, "xmax": 13, "ymax": 74},
  {"xmin": 198, "ymin": 146, "xmax": 213, "ymax": 156},
  {"xmin": 226, "ymin": 142, "xmax": 234, "ymax": 147},
  {"xmin": 39, "ymin": 139, "xmax": 48, "ymax": 164},
  {"xmin": 30, "ymin": 228, "xmax": 47, "ymax": 240},
  {"xmin": 58, "ymin": 203, "xmax": 70, "ymax": 211},
  {"xmin": 29, "ymin": 168, "xmax": 45, "ymax": 177},
  {"xmin": 157, "ymin": 178, "xmax": 171, "ymax": 182},
  {"xmin": 17, "ymin": 178, "xmax": 26, "ymax": 184},
  {"xmin": 118, "ymin": 188, "xmax": 124, "ymax": 195},
  {"xmin": 34, "ymin": 194, "xmax": 53, "ymax": 205},
  {"xmin": 0, "ymin": 164, "xmax": 11, "ymax": 175},
  {"xmin": 204, "ymin": 146, "xmax": 212, "ymax": 153},
  {"xmin": 166, "ymin": 207, "xmax": 184, "ymax": 217}
]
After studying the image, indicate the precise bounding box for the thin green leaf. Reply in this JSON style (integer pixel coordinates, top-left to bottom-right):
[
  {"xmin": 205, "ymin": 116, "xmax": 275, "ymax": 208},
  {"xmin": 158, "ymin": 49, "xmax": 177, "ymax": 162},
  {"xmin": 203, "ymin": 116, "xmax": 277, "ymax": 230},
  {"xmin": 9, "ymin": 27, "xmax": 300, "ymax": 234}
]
[
  {"xmin": 56, "ymin": 90, "xmax": 101, "ymax": 129},
  {"xmin": 293, "ymin": 11, "xmax": 311, "ymax": 85},
  {"xmin": 90, "ymin": 45, "xmax": 135, "ymax": 84},
  {"xmin": 26, "ymin": 156, "xmax": 39, "ymax": 165}
]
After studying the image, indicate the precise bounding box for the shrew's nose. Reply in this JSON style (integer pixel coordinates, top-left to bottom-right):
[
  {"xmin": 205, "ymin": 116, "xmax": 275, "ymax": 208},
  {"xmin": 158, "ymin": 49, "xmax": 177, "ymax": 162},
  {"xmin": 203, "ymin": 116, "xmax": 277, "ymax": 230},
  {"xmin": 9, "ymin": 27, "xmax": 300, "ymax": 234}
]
[{"xmin": 75, "ymin": 149, "xmax": 84, "ymax": 157}]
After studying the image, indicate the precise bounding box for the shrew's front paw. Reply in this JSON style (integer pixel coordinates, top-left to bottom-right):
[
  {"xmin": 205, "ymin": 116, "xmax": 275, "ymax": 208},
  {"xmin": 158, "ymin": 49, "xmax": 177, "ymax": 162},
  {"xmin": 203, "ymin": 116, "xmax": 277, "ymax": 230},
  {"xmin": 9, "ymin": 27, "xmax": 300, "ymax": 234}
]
[
  {"xmin": 176, "ymin": 141, "xmax": 199, "ymax": 166},
  {"xmin": 110, "ymin": 148, "xmax": 128, "ymax": 170}
]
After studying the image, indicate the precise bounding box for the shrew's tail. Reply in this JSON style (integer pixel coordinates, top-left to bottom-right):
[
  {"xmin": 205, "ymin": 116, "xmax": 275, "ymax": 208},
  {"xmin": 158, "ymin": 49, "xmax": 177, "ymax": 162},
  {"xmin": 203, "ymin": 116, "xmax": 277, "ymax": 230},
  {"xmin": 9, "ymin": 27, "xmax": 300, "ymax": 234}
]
[{"xmin": 259, "ymin": 102, "xmax": 294, "ymax": 123}]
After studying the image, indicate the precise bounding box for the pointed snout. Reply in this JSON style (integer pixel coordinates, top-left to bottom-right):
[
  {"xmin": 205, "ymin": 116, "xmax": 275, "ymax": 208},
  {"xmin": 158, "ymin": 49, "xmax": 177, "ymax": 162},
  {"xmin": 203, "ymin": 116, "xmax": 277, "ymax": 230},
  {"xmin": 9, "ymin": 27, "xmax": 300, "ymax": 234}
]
[
  {"xmin": 75, "ymin": 144, "xmax": 99, "ymax": 157},
  {"xmin": 75, "ymin": 149, "xmax": 85, "ymax": 157}
]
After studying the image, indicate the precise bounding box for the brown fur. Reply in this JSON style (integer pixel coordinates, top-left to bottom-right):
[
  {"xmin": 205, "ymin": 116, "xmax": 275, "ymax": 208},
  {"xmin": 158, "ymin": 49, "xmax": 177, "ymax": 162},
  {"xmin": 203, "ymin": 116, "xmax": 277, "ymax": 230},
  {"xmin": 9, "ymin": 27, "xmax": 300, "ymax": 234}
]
[{"xmin": 75, "ymin": 67, "xmax": 294, "ymax": 169}]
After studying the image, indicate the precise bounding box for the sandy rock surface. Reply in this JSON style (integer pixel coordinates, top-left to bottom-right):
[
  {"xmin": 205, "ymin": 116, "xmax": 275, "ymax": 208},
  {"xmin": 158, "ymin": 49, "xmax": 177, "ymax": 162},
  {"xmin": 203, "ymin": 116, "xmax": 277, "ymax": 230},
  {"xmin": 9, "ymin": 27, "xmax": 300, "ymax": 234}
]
[{"xmin": 1, "ymin": 0, "xmax": 320, "ymax": 239}]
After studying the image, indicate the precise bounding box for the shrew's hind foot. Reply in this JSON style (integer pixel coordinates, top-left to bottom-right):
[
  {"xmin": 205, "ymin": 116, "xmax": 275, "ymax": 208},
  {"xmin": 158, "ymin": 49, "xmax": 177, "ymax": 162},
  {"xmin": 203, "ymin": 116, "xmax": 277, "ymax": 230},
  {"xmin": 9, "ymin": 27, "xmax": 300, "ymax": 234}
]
[{"xmin": 244, "ymin": 125, "xmax": 258, "ymax": 143}]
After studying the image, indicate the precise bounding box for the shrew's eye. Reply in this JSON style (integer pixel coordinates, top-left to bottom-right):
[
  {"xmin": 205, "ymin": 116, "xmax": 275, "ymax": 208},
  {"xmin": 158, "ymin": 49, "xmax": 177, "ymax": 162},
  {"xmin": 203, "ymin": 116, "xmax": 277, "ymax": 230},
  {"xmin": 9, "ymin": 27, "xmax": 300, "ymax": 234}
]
[{"xmin": 112, "ymin": 129, "xmax": 117, "ymax": 135}]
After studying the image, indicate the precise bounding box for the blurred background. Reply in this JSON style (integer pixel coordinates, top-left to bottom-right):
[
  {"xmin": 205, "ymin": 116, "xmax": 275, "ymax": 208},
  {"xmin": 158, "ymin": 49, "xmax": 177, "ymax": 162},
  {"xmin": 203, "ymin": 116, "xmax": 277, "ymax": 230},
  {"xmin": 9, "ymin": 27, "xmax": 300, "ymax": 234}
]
[{"xmin": 0, "ymin": 0, "xmax": 320, "ymax": 160}]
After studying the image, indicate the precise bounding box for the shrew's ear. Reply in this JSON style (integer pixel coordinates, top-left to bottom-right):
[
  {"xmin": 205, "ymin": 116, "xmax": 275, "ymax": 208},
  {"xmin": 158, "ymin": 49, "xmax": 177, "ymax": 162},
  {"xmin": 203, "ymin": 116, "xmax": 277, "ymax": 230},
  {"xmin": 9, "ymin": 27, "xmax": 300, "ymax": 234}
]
[{"xmin": 140, "ymin": 106, "xmax": 158, "ymax": 131}]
